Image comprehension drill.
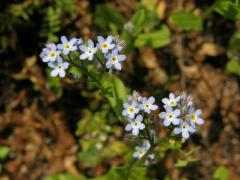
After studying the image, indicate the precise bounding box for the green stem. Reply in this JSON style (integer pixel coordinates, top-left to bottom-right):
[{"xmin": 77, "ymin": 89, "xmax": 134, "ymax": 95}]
[
  {"xmin": 144, "ymin": 118, "xmax": 153, "ymax": 146},
  {"xmin": 201, "ymin": 1, "xmax": 218, "ymax": 19}
]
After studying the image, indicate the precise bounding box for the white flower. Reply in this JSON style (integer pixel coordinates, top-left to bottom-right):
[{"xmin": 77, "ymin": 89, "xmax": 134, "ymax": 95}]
[
  {"xmin": 79, "ymin": 39, "xmax": 98, "ymax": 60},
  {"xmin": 133, "ymin": 139, "xmax": 150, "ymax": 159},
  {"xmin": 125, "ymin": 115, "xmax": 145, "ymax": 136},
  {"xmin": 139, "ymin": 96, "xmax": 158, "ymax": 113},
  {"xmin": 173, "ymin": 120, "xmax": 196, "ymax": 139},
  {"xmin": 187, "ymin": 108, "xmax": 204, "ymax": 127},
  {"xmin": 41, "ymin": 43, "xmax": 61, "ymax": 62},
  {"xmin": 97, "ymin": 35, "xmax": 115, "ymax": 53},
  {"xmin": 105, "ymin": 49, "xmax": 126, "ymax": 70},
  {"xmin": 122, "ymin": 101, "xmax": 139, "ymax": 119},
  {"xmin": 162, "ymin": 93, "xmax": 180, "ymax": 107},
  {"xmin": 158, "ymin": 106, "xmax": 180, "ymax": 127},
  {"xmin": 133, "ymin": 146, "xmax": 147, "ymax": 159},
  {"xmin": 57, "ymin": 36, "xmax": 78, "ymax": 55},
  {"xmin": 48, "ymin": 56, "xmax": 69, "ymax": 78}
]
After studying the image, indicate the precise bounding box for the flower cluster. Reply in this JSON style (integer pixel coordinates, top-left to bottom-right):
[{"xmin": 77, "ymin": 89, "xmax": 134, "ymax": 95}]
[
  {"xmin": 123, "ymin": 91, "xmax": 158, "ymax": 136},
  {"xmin": 122, "ymin": 91, "xmax": 205, "ymax": 159},
  {"xmin": 159, "ymin": 92, "xmax": 204, "ymax": 139},
  {"xmin": 40, "ymin": 35, "xmax": 127, "ymax": 78}
]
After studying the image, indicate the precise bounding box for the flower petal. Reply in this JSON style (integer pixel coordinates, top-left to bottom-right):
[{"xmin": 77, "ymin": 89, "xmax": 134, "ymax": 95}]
[
  {"xmin": 196, "ymin": 118, "xmax": 204, "ymax": 125},
  {"xmin": 70, "ymin": 38, "xmax": 77, "ymax": 45},
  {"xmin": 138, "ymin": 123, "xmax": 145, "ymax": 130},
  {"xmin": 61, "ymin": 36, "xmax": 68, "ymax": 43},
  {"xmin": 182, "ymin": 131, "xmax": 190, "ymax": 139},
  {"xmin": 50, "ymin": 69, "xmax": 59, "ymax": 77},
  {"xmin": 163, "ymin": 119, "xmax": 171, "ymax": 127},
  {"xmin": 80, "ymin": 53, "xmax": 88, "ymax": 60},
  {"xmin": 125, "ymin": 124, "xmax": 133, "ymax": 131},
  {"xmin": 136, "ymin": 115, "xmax": 143, "ymax": 122},
  {"xmin": 173, "ymin": 127, "xmax": 181, "ymax": 134},
  {"xmin": 132, "ymin": 128, "xmax": 139, "ymax": 136},
  {"xmin": 158, "ymin": 112, "xmax": 166, "ymax": 119}
]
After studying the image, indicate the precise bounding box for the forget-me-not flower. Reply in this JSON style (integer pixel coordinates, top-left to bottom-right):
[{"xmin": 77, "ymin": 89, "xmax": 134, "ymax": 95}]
[
  {"xmin": 122, "ymin": 101, "xmax": 139, "ymax": 119},
  {"xmin": 48, "ymin": 56, "xmax": 69, "ymax": 78},
  {"xmin": 125, "ymin": 115, "xmax": 145, "ymax": 136},
  {"xmin": 57, "ymin": 36, "xmax": 78, "ymax": 55},
  {"xmin": 105, "ymin": 49, "xmax": 126, "ymax": 70},
  {"xmin": 133, "ymin": 139, "xmax": 150, "ymax": 159},
  {"xmin": 79, "ymin": 39, "xmax": 98, "ymax": 60},
  {"xmin": 187, "ymin": 108, "xmax": 204, "ymax": 127},
  {"xmin": 139, "ymin": 96, "xmax": 158, "ymax": 113},
  {"xmin": 41, "ymin": 43, "xmax": 61, "ymax": 63},
  {"xmin": 162, "ymin": 93, "xmax": 180, "ymax": 107},
  {"xmin": 97, "ymin": 35, "xmax": 115, "ymax": 53},
  {"xmin": 158, "ymin": 106, "xmax": 180, "ymax": 127},
  {"xmin": 173, "ymin": 120, "xmax": 196, "ymax": 139}
]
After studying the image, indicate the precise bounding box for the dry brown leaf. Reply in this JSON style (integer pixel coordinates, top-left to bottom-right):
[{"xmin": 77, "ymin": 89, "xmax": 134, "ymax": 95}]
[
  {"xmin": 138, "ymin": 48, "xmax": 159, "ymax": 69},
  {"xmin": 146, "ymin": 68, "xmax": 167, "ymax": 86},
  {"xmin": 156, "ymin": 1, "xmax": 166, "ymax": 19},
  {"xmin": 199, "ymin": 42, "xmax": 225, "ymax": 57}
]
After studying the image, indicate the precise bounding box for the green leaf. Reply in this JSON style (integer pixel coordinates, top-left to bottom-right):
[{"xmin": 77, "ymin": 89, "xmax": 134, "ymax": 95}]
[
  {"xmin": 175, "ymin": 159, "xmax": 199, "ymax": 168},
  {"xmin": 100, "ymin": 75, "xmax": 127, "ymax": 121},
  {"xmin": 214, "ymin": 0, "xmax": 240, "ymax": 20},
  {"xmin": 229, "ymin": 32, "xmax": 240, "ymax": 50},
  {"xmin": 97, "ymin": 166, "xmax": 147, "ymax": 180},
  {"xmin": 46, "ymin": 69, "xmax": 63, "ymax": 98},
  {"xmin": 169, "ymin": 11, "xmax": 202, "ymax": 31},
  {"xmin": 213, "ymin": 166, "xmax": 229, "ymax": 180},
  {"xmin": 78, "ymin": 140, "xmax": 101, "ymax": 167},
  {"xmin": 226, "ymin": 60, "xmax": 240, "ymax": 75},
  {"xmin": 94, "ymin": 4, "xmax": 126, "ymax": 31},
  {"xmin": 44, "ymin": 173, "xmax": 81, "ymax": 180},
  {"xmin": 0, "ymin": 146, "xmax": 10, "ymax": 160},
  {"xmin": 134, "ymin": 25, "xmax": 170, "ymax": 48},
  {"xmin": 130, "ymin": 8, "xmax": 146, "ymax": 35}
]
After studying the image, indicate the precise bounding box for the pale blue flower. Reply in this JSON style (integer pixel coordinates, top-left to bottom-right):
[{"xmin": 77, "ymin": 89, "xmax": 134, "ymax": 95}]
[
  {"xmin": 158, "ymin": 106, "xmax": 180, "ymax": 127},
  {"xmin": 79, "ymin": 39, "xmax": 98, "ymax": 61},
  {"xmin": 41, "ymin": 43, "xmax": 61, "ymax": 62},
  {"xmin": 125, "ymin": 115, "xmax": 145, "ymax": 136},
  {"xmin": 48, "ymin": 56, "xmax": 69, "ymax": 78},
  {"xmin": 133, "ymin": 139, "xmax": 150, "ymax": 159},
  {"xmin": 57, "ymin": 36, "xmax": 78, "ymax": 55},
  {"xmin": 187, "ymin": 108, "xmax": 204, "ymax": 127},
  {"xmin": 139, "ymin": 96, "xmax": 158, "ymax": 113},
  {"xmin": 173, "ymin": 120, "xmax": 196, "ymax": 139},
  {"xmin": 105, "ymin": 49, "xmax": 126, "ymax": 70},
  {"xmin": 122, "ymin": 101, "xmax": 139, "ymax": 119},
  {"xmin": 97, "ymin": 35, "xmax": 115, "ymax": 53},
  {"xmin": 162, "ymin": 93, "xmax": 180, "ymax": 107},
  {"xmin": 133, "ymin": 146, "xmax": 147, "ymax": 159}
]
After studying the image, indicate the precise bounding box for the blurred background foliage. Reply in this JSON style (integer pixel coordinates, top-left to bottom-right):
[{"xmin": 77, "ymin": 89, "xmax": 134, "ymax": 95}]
[{"xmin": 0, "ymin": 0, "xmax": 240, "ymax": 180}]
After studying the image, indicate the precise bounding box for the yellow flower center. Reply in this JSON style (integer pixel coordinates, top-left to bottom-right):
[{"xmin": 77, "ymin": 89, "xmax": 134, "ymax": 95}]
[
  {"xmin": 101, "ymin": 42, "xmax": 109, "ymax": 49},
  {"xmin": 64, "ymin": 43, "xmax": 71, "ymax": 49},
  {"xmin": 169, "ymin": 100, "xmax": 176, "ymax": 106},
  {"xmin": 128, "ymin": 106, "xmax": 135, "ymax": 113},
  {"xmin": 138, "ymin": 149, "xmax": 144, "ymax": 155},
  {"xmin": 111, "ymin": 56, "xmax": 117, "ymax": 62},
  {"xmin": 144, "ymin": 103, "xmax": 150, "ymax": 109},
  {"xmin": 182, "ymin": 124, "xmax": 187, "ymax": 130},
  {"xmin": 49, "ymin": 52, "xmax": 56, "ymax": 58},
  {"xmin": 134, "ymin": 122, "xmax": 138, "ymax": 126},
  {"xmin": 57, "ymin": 64, "xmax": 62, "ymax": 69},
  {"xmin": 190, "ymin": 114, "xmax": 196, "ymax": 122}
]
